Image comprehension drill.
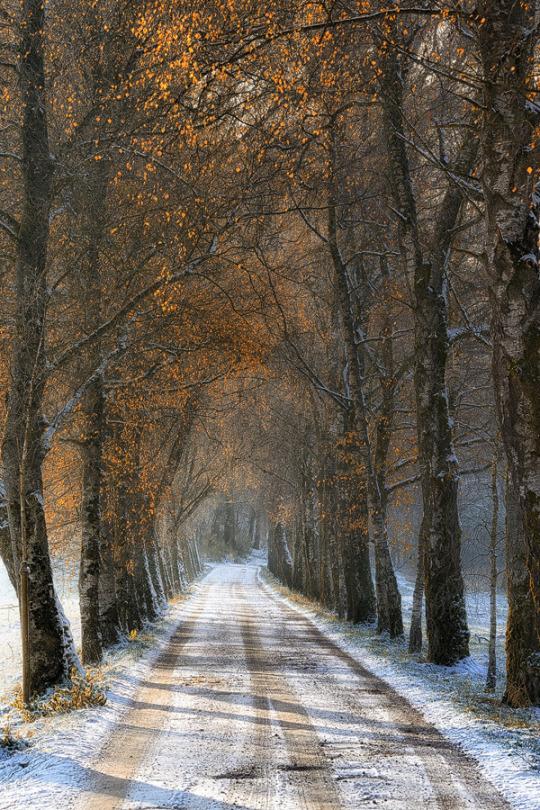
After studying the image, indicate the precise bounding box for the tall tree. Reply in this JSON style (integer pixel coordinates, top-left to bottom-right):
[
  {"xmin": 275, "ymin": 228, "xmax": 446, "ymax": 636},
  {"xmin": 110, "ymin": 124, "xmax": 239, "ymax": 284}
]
[
  {"xmin": 476, "ymin": 0, "xmax": 540, "ymax": 705},
  {"xmin": 1, "ymin": 0, "xmax": 80, "ymax": 697}
]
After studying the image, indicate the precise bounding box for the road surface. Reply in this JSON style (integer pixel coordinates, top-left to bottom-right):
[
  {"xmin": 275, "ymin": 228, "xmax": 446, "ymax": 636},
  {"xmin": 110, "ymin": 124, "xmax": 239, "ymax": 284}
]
[{"xmin": 77, "ymin": 562, "xmax": 509, "ymax": 809}]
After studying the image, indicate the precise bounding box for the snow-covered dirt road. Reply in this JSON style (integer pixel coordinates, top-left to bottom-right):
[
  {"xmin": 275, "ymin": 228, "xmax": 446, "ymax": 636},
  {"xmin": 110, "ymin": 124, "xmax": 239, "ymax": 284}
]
[{"xmin": 76, "ymin": 562, "xmax": 509, "ymax": 809}]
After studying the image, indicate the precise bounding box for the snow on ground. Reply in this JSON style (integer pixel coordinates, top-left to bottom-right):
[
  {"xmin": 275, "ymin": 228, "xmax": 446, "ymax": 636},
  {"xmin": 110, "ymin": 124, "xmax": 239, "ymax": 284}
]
[
  {"xmin": 263, "ymin": 564, "xmax": 540, "ymax": 810},
  {"xmin": 0, "ymin": 577, "xmax": 206, "ymax": 810},
  {"xmin": 2, "ymin": 559, "xmax": 514, "ymax": 810},
  {"xmin": 0, "ymin": 560, "xmax": 81, "ymax": 697},
  {"xmin": 396, "ymin": 569, "xmax": 511, "ymax": 684},
  {"xmin": 0, "ymin": 553, "xmax": 538, "ymax": 809}
]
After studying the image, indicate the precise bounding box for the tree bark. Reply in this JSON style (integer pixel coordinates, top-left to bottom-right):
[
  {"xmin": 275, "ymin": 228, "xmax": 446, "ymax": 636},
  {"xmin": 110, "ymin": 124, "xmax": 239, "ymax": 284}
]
[
  {"xmin": 338, "ymin": 418, "xmax": 375, "ymax": 623},
  {"xmin": 486, "ymin": 454, "xmax": 499, "ymax": 692},
  {"xmin": 379, "ymin": 45, "xmax": 471, "ymax": 662},
  {"xmin": 477, "ymin": 1, "xmax": 540, "ymax": 705},
  {"xmin": 328, "ymin": 198, "xmax": 402, "ymax": 636},
  {"xmin": 98, "ymin": 524, "xmax": 122, "ymax": 647},
  {"xmin": 408, "ymin": 515, "xmax": 425, "ymax": 654},
  {"xmin": 1, "ymin": 0, "xmax": 80, "ymax": 696},
  {"xmin": 79, "ymin": 379, "xmax": 104, "ymax": 664},
  {"xmin": 503, "ymin": 472, "xmax": 540, "ymax": 705}
]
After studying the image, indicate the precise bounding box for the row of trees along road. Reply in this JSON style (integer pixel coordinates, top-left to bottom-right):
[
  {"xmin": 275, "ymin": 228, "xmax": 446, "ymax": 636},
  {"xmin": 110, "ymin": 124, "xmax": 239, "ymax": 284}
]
[{"xmin": 0, "ymin": 2, "xmax": 538, "ymax": 708}]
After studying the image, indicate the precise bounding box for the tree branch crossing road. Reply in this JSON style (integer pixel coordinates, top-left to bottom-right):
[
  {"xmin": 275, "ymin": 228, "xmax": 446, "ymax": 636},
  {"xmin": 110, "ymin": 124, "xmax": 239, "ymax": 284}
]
[{"xmin": 78, "ymin": 562, "xmax": 509, "ymax": 809}]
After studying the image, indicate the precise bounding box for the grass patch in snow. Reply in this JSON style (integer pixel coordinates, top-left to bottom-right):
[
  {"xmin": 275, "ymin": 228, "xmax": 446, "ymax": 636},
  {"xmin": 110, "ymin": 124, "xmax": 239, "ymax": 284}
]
[
  {"xmin": 10, "ymin": 669, "xmax": 107, "ymax": 723},
  {"xmin": 0, "ymin": 724, "xmax": 29, "ymax": 754}
]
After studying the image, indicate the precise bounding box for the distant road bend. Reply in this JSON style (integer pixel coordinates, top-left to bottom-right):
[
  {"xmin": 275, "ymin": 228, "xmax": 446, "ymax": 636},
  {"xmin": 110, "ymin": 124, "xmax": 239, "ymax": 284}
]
[{"xmin": 78, "ymin": 562, "xmax": 509, "ymax": 809}]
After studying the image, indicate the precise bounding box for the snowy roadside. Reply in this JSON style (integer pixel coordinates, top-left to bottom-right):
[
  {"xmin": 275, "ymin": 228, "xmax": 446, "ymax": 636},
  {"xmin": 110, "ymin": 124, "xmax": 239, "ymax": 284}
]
[
  {"xmin": 259, "ymin": 567, "xmax": 540, "ymax": 810},
  {"xmin": 0, "ymin": 571, "xmax": 209, "ymax": 810}
]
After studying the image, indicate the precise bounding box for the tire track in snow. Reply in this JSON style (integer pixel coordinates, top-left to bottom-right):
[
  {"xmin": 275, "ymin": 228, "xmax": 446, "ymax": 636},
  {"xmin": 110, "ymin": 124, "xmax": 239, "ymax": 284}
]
[
  {"xmin": 76, "ymin": 562, "xmax": 511, "ymax": 809},
  {"xmin": 76, "ymin": 587, "xmax": 211, "ymax": 810},
  {"xmin": 236, "ymin": 583, "xmax": 341, "ymax": 809},
  {"xmin": 260, "ymin": 575, "xmax": 511, "ymax": 809}
]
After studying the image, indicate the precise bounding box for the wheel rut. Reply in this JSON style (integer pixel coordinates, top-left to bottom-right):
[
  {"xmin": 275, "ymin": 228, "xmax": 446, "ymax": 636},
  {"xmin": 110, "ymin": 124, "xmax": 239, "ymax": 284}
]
[
  {"xmin": 77, "ymin": 563, "xmax": 511, "ymax": 809},
  {"xmin": 260, "ymin": 579, "xmax": 510, "ymax": 809}
]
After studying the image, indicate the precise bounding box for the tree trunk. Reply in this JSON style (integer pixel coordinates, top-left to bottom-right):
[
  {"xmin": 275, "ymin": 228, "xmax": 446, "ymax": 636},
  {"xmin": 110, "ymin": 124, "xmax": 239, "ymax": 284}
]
[
  {"xmin": 75, "ymin": 121, "xmax": 111, "ymax": 664},
  {"xmin": 486, "ymin": 454, "xmax": 499, "ymax": 692},
  {"xmin": 79, "ymin": 379, "xmax": 104, "ymax": 664},
  {"xmin": 271, "ymin": 523, "xmax": 293, "ymax": 588},
  {"xmin": 167, "ymin": 541, "xmax": 182, "ymax": 594},
  {"xmin": 408, "ymin": 516, "xmax": 425, "ymax": 654},
  {"xmin": 1, "ymin": 0, "xmax": 80, "ymax": 697},
  {"xmin": 158, "ymin": 539, "xmax": 174, "ymax": 599},
  {"xmin": 223, "ymin": 500, "xmax": 236, "ymax": 553},
  {"xmin": 338, "ymin": 425, "xmax": 375, "ymax": 623},
  {"xmin": 0, "ymin": 516, "xmax": 17, "ymax": 591},
  {"xmin": 379, "ymin": 45, "xmax": 471, "ymax": 662},
  {"xmin": 146, "ymin": 531, "xmax": 167, "ymax": 609},
  {"xmin": 252, "ymin": 513, "xmax": 261, "ymax": 550},
  {"xmin": 503, "ymin": 473, "xmax": 540, "ymax": 705},
  {"xmin": 329, "ymin": 237, "xmax": 402, "ymax": 633},
  {"xmin": 98, "ymin": 427, "xmax": 122, "ymax": 647},
  {"xmin": 99, "ymin": 526, "xmax": 122, "ymax": 648},
  {"xmin": 327, "ymin": 124, "xmax": 403, "ymax": 635},
  {"xmin": 477, "ymin": 1, "xmax": 540, "ymax": 705},
  {"xmin": 372, "ymin": 511, "xmax": 402, "ymax": 636}
]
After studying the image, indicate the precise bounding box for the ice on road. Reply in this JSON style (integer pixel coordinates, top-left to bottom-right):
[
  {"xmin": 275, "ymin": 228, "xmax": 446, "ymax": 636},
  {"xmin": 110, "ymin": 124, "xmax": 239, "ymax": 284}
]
[{"xmin": 75, "ymin": 562, "xmax": 508, "ymax": 809}]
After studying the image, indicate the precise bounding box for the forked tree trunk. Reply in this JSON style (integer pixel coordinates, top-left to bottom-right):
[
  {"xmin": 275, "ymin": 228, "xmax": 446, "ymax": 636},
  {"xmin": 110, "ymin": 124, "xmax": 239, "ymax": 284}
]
[
  {"xmin": 328, "ymin": 226, "xmax": 403, "ymax": 635},
  {"xmin": 379, "ymin": 44, "xmax": 470, "ymax": 662}
]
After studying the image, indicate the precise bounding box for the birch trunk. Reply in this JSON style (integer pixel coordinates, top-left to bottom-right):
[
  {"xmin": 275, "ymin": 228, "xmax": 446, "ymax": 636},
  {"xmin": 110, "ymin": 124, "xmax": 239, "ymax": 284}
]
[{"xmin": 408, "ymin": 517, "xmax": 425, "ymax": 653}]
